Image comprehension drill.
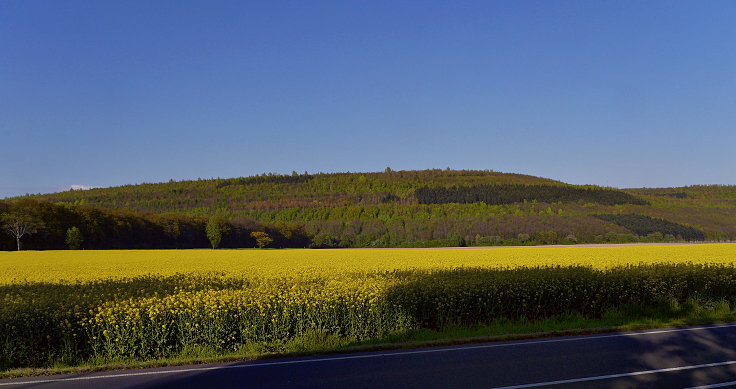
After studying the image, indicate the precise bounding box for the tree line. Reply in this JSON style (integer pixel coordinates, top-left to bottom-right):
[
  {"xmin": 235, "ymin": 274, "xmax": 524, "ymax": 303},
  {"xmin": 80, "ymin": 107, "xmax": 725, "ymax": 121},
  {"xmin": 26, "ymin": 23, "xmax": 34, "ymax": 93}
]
[
  {"xmin": 215, "ymin": 172, "xmax": 314, "ymax": 188},
  {"xmin": 0, "ymin": 199, "xmax": 310, "ymax": 251},
  {"xmin": 1, "ymin": 199, "xmax": 715, "ymax": 251}
]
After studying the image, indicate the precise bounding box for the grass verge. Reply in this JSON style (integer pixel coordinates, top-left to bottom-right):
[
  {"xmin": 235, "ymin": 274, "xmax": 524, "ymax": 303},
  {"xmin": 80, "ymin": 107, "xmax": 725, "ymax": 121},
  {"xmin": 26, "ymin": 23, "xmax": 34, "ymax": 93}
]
[{"xmin": 2, "ymin": 298, "xmax": 735, "ymax": 379}]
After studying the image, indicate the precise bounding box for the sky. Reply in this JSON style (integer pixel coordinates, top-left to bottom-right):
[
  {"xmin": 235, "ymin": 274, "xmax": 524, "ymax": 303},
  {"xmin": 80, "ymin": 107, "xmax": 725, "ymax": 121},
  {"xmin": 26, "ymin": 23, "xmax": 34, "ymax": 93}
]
[{"xmin": 1, "ymin": 1, "xmax": 735, "ymax": 198}]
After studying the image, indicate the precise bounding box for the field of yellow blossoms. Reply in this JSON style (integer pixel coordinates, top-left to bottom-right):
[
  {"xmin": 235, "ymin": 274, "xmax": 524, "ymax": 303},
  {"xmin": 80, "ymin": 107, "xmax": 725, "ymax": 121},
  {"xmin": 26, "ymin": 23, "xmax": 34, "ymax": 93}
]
[
  {"xmin": 3, "ymin": 244, "xmax": 735, "ymax": 283},
  {"xmin": 1, "ymin": 244, "xmax": 735, "ymax": 370}
]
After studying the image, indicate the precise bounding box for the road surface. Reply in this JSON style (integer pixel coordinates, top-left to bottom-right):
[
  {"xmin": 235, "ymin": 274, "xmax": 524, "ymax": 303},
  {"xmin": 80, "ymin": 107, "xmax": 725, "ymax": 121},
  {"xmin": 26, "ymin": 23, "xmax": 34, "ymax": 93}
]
[{"xmin": 4, "ymin": 324, "xmax": 736, "ymax": 388}]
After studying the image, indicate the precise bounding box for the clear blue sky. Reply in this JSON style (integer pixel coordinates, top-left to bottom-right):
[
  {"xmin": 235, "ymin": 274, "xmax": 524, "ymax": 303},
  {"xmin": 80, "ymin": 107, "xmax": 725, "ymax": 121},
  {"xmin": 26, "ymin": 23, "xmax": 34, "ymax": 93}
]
[{"xmin": 2, "ymin": 1, "xmax": 735, "ymax": 198}]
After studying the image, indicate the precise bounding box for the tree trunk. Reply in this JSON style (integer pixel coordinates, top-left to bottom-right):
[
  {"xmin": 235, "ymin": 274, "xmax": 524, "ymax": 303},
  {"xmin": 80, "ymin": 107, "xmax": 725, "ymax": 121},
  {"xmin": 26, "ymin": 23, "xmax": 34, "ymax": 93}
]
[{"xmin": 16, "ymin": 235, "xmax": 21, "ymax": 251}]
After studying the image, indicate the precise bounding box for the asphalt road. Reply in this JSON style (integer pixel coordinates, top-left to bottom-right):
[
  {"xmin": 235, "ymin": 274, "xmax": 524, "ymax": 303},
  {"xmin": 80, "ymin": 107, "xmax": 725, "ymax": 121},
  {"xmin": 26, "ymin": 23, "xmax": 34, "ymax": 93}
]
[{"xmin": 4, "ymin": 324, "xmax": 736, "ymax": 389}]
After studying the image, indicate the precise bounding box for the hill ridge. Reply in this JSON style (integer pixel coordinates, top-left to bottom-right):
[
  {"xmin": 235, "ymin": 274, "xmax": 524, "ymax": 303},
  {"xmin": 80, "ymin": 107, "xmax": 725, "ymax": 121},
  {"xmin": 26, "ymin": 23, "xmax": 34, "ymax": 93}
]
[{"xmin": 2, "ymin": 169, "xmax": 734, "ymax": 250}]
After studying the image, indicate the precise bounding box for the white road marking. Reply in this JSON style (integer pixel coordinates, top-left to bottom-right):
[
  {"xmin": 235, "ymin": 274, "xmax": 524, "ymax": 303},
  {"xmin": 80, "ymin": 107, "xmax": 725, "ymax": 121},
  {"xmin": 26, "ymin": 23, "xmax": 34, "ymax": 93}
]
[
  {"xmin": 488, "ymin": 360, "xmax": 736, "ymax": 389},
  {"xmin": 686, "ymin": 381, "xmax": 736, "ymax": 389},
  {"xmin": 1, "ymin": 323, "xmax": 736, "ymax": 386}
]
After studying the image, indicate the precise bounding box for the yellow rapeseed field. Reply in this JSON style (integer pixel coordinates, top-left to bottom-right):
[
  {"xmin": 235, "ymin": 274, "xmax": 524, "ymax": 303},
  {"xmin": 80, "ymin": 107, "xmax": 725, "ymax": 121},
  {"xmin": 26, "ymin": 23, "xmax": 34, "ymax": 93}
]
[
  {"xmin": 2, "ymin": 243, "xmax": 735, "ymax": 370},
  {"xmin": 1, "ymin": 244, "xmax": 734, "ymax": 284}
]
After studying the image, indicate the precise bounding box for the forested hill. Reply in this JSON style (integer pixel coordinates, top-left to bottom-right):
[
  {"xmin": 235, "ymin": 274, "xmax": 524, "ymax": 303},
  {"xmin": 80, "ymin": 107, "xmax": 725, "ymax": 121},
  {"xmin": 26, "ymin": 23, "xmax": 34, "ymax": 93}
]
[
  {"xmin": 28, "ymin": 169, "xmax": 566, "ymax": 214},
  {"xmin": 5, "ymin": 169, "xmax": 736, "ymax": 250}
]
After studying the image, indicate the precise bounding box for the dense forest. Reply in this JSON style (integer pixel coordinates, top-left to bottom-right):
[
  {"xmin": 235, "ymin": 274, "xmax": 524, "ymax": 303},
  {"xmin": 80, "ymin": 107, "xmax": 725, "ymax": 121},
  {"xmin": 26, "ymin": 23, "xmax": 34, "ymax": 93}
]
[
  {"xmin": 594, "ymin": 214, "xmax": 706, "ymax": 241},
  {"xmin": 415, "ymin": 184, "xmax": 648, "ymax": 206},
  {"xmin": 3, "ymin": 169, "xmax": 734, "ymax": 250}
]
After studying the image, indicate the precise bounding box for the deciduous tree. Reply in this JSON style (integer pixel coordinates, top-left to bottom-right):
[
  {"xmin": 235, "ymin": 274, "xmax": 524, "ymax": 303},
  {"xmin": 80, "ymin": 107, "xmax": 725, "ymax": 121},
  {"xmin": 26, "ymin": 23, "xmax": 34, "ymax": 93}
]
[
  {"xmin": 206, "ymin": 217, "xmax": 225, "ymax": 249},
  {"xmin": 250, "ymin": 231, "xmax": 273, "ymax": 248},
  {"xmin": 65, "ymin": 227, "xmax": 83, "ymax": 250},
  {"xmin": 1, "ymin": 212, "xmax": 43, "ymax": 251}
]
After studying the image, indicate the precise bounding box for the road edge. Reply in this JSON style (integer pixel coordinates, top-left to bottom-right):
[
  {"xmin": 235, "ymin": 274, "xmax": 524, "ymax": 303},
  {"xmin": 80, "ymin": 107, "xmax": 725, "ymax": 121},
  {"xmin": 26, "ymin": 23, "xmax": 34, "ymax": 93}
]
[{"xmin": 2, "ymin": 318, "xmax": 731, "ymax": 380}]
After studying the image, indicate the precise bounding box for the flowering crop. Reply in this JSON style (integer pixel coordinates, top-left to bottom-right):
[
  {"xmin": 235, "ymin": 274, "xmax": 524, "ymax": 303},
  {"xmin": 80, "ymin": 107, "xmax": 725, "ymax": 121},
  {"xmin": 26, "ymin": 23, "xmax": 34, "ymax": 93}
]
[
  {"xmin": 2, "ymin": 245, "xmax": 735, "ymax": 284},
  {"xmin": 1, "ymin": 244, "xmax": 734, "ymax": 370}
]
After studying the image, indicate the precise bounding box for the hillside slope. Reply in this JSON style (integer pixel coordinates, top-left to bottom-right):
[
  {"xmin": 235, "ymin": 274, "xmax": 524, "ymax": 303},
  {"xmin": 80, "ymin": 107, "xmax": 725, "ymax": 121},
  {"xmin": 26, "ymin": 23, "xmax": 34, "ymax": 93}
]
[
  {"xmin": 28, "ymin": 169, "xmax": 563, "ymax": 213},
  {"xmin": 9, "ymin": 169, "xmax": 736, "ymax": 249}
]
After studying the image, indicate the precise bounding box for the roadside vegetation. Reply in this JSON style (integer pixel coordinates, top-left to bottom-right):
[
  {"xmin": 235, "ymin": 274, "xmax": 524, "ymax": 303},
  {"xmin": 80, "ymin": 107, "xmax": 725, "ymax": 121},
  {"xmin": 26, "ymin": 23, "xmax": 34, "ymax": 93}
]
[{"xmin": 4, "ymin": 299, "xmax": 734, "ymax": 379}]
